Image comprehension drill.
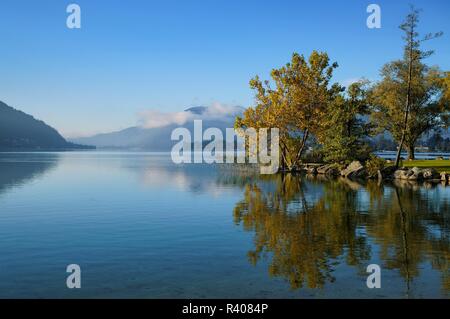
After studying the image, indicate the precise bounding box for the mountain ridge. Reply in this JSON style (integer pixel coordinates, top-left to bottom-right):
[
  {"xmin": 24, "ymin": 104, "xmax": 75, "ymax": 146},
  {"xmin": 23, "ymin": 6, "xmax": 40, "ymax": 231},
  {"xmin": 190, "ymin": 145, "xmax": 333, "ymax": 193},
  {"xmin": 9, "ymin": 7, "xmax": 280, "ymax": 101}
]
[
  {"xmin": 70, "ymin": 106, "xmax": 244, "ymax": 150},
  {"xmin": 0, "ymin": 101, "xmax": 94, "ymax": 151}
]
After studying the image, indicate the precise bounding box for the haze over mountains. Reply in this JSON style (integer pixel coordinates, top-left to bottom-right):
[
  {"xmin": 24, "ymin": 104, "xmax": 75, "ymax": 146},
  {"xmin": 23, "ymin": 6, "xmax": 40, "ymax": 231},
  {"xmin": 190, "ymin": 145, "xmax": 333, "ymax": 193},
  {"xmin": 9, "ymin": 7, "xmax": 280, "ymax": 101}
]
[
  {"xmin": 0, "ymin": 101, "xmax": 92, "ymax": 151},
  {"xmin": 1, "ymin": 100, "xmax": 448, "ymax": 152},
  {"xmin": 70, "ymin": 105, "xmax": 245, "ymax": 150}
]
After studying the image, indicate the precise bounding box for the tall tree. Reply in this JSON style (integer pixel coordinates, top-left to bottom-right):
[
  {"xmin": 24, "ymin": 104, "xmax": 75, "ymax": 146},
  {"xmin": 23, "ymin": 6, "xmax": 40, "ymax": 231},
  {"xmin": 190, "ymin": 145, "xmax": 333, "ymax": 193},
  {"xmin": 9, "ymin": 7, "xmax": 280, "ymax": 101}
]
[
  {"xmin": 371, "ymin": 8, "xmax": 446, "ymax": 164},
  {"xmin": 235, "ymin": 51, "xmax": 340, "ymax": 170},
  {"xmin": 235, "ymin": 73, "xmax": 293, "ymax": 169},
  {"xmin": 280, "ymin": 51, "xmax": 341, "ymax": 167},
  {"xmin": 442, "ymin": 71, "xmax": 450, "ymax": 127}
]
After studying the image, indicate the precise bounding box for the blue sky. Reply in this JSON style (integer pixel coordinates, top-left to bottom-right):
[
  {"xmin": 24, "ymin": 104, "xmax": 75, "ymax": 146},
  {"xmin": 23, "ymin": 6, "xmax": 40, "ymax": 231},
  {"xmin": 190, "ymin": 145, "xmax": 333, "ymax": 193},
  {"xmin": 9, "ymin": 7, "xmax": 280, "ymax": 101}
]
[{"xmin": 0, "ymin": 0, "xmax": 449, "ymax": 137}]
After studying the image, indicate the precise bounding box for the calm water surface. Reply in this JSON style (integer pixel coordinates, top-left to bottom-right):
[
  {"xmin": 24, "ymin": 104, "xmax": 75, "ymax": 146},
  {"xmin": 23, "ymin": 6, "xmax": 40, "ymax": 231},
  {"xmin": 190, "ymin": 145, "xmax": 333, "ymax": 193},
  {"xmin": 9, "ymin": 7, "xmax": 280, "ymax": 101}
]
[{"xmin": 0, "ymin": 152, "xmax": 448, "ymax": 298}]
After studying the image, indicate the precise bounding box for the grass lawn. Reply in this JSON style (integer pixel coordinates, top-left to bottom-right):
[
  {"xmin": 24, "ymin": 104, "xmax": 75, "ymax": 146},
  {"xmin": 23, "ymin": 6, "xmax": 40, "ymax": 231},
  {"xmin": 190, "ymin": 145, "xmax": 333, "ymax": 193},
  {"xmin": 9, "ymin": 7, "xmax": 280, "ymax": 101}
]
[{"xmin": 401, "ymin": 160, "xmax": 450, "ymax": 173}]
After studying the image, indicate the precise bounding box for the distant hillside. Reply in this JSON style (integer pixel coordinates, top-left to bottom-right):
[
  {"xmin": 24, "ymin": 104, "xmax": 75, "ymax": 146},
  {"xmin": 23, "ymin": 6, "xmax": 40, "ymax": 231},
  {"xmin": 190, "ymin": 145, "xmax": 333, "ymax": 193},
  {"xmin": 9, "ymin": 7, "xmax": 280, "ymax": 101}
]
[
  {"xmin": 71, "ymin": 106, "xmax": 244, "ymax": 150},
  {"xmin": 0, "ymin": 101, "xmax": 94, "ymax": 151}
]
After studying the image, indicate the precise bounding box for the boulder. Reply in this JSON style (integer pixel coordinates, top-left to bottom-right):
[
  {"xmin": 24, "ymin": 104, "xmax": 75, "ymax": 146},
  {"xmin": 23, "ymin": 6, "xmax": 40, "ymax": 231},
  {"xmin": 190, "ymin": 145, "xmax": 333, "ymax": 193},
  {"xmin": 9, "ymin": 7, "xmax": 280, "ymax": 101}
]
[
  {"xmin": 441, "ymin": 172, "xmax": 449, "ymax": 182},
  {"xmin": 436, "ymin": 156, "xmax": 444, "ymax": 160},
  {"xmin": 407, "ymin": 167, "xmax": 423, "ymax": 181},
  {"xmin": 394, "ymin": 168, "xmax": 409, "ymax": 180},
  {"xmin": 340, "ymin": 161, "xmax": 367, "ymax": 179},
  {"xmin": 422, "ymin": 168, "xmax": 440, "ymax": 180},
  {"xmin": 378, "ymin": 166, "xmax": 397, "ymax": 180},
  {"xmin": 393, "ymin": 167, "xmax": 423, "ymax": 180},
  {"xmin": 317, "ymin": 164, "xmax": 341, "ymax": 176},
  {"xmin": 317, "ymin": 164, "xmax": 330, "ymax": 174},
  {"xmin": 327, "ymin": 166, "xmax": 341, "ymax": 177},
  {"xmin": 305, "ymin": 166, "xmax": 318, "ymax": 175}
]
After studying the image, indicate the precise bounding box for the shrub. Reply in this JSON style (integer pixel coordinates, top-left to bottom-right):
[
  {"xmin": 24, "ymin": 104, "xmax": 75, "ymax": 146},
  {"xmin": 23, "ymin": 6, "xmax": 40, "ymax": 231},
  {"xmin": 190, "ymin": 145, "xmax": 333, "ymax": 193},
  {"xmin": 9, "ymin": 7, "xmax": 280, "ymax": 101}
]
[
  {"xmin": 302, "ymin": 148, "xmax": 325, "ymax": 164},
  {"xmin": 365, "ymin": 154, "xmax": 387, "ymax": 178}
]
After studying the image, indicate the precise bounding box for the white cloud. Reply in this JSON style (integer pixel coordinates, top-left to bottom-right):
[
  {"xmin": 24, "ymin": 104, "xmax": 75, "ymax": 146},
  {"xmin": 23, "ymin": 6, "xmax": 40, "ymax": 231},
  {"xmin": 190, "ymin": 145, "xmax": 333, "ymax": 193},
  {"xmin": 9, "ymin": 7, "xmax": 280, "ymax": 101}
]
[
  {"xmin": 138, "ymin": 102, "xmax": 243, "ymax": 129},
  {"xmin": 138, "ymin": 110, "xmax": 192, "ymax": 129}
]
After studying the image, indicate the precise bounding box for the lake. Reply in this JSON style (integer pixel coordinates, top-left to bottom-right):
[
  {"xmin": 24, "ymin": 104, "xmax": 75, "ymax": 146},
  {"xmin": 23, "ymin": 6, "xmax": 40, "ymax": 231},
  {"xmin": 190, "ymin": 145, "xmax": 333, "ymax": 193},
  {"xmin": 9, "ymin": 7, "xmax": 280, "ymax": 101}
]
[
  {"xmin": 375, "ymin": 151, "xmax": 450, "ymax": 160},
  {"xmin": 0, "ymin": 152, "xmax": 448, "ymax": 298}
]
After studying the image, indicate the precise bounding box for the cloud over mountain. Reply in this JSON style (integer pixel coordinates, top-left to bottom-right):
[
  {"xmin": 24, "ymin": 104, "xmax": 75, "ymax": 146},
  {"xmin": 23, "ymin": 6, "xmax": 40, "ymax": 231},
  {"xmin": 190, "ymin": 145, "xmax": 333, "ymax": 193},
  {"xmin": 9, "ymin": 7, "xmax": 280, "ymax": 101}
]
[
  {"xmin": 69, "ymin": 103, "xmax": 245, "ymax": 150},
  {"xmin": 138, "ymin": 102, "xmax": 244, "ymax": 129}
]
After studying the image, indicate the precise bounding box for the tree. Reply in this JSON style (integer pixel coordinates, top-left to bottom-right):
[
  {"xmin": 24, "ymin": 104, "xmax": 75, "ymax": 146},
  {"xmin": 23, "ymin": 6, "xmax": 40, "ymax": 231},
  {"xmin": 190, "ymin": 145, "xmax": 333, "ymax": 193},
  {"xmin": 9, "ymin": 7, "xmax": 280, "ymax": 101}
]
[
  {"xmin": 321, "ymin": 81, "xmax": 373, "ymax": 163},
  {"xmin": 442, "ymin": 71, "xmax": 450, "ymax": 127},
  {"xmin": 370, "ymin": 8, "xmax": 446, "ymax": 163},
  {"xmin": 426, "ymin": 132, "xmax": 450, "ymax": 152},
  {"xmin": 235, "ymin": 51, "xmax": 340, "ymax": 170},
  {"xmin": 235, "ymin": 74, "xmax": 293, "ymax": 170}
]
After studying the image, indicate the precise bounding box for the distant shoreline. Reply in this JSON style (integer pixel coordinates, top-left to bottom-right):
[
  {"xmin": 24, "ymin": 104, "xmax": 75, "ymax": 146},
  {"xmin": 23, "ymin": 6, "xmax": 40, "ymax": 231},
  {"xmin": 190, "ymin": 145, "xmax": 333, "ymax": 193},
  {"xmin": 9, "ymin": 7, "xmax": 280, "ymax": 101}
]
[{"xmin": 0, "ymin": 147, "xmax": 96, "ymax": 152}]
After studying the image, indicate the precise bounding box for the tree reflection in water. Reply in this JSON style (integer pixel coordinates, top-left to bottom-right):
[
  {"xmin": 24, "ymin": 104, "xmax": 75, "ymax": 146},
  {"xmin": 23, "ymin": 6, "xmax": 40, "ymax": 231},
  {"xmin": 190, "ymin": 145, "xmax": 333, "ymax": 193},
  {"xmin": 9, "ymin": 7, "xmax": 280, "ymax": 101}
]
[{"xmin": 224, "ymin": 172, "xmax": 450, "ymax": 293}]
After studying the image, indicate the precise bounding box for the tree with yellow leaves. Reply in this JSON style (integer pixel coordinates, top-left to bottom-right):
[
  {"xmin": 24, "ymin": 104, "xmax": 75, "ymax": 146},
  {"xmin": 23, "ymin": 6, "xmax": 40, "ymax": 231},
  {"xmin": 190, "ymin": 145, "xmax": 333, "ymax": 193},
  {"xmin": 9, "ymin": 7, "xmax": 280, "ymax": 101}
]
[{"xmin": 235, "ymin": 51, "xmax": 341, "ymax": 171}]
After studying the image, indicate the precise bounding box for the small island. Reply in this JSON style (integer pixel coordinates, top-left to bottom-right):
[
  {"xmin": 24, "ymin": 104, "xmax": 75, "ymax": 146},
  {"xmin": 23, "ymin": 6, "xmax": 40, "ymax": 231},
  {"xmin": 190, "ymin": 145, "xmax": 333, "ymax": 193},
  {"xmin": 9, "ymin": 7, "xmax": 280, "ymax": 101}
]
[{"xmin": 234, "ymin": 8, "xmax": 450, "ymax": 184}]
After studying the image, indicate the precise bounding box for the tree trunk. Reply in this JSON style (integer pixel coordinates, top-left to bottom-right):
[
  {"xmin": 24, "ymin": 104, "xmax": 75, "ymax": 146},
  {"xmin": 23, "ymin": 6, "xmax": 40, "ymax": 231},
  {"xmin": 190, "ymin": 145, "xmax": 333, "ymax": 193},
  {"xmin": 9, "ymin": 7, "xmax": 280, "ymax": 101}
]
[
  {"xmin": 395, "ymin": 136, "xmax": 405, "ymax": 167},
  {"xmin": 293, "ymin": 129, "xmax": 309, "ymax": 167},
  {"xmin": 407, "ymin": 144, "xmax": 415, "ymax": 160},
  {"xmin": 395, "ymin": 21, "xmax": 414, "ymax": 168},
  {"xmin": 279, "ymin": 141, "xmax": 289, "ymax": 171}
]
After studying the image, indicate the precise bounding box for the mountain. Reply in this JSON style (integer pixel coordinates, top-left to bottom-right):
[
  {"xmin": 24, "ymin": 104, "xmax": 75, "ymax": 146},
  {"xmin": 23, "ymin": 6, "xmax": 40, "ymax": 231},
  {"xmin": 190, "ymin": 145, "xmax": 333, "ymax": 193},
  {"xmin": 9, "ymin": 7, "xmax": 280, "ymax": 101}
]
[
  {"xmin": 184, "ymin": 106, "xmax": 208, "ymax": 115},
  {"xmin": 0, "ymin": 101, "xmax": 93, "ymax": 151},
  {"xmin": 70, "ymin": 106, "xmax": 244, "ymax": 150}
]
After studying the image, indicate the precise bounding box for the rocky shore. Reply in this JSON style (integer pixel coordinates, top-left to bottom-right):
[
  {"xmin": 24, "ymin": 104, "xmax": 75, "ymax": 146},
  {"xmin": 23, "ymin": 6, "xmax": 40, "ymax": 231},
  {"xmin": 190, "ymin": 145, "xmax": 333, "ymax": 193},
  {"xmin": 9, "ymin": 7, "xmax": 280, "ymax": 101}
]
[{"xmin": 300, "ymin": 160, "xmax": 450, "ymax": 185}]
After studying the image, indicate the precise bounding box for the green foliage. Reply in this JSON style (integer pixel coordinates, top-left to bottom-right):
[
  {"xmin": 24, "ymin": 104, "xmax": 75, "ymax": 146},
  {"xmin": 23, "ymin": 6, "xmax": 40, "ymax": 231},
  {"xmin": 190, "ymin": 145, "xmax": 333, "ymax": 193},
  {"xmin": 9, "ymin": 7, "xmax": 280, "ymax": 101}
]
[
  {"xmin": 235, "ymin": 51, "xmax": 340, "ymax": 169},
  {"xmin": 426, "ymin": 132, "xmax": 450, "ymax": 152},
  {"xmin": 365, "ymin": 155, "xmax": 387, "ymax": 177},
  {"xmin": 302, "ymin": 148, "xmax": 325, "ymax": 164},
  {"xmin": 321, "ymin": 81, "xmax": 373, "ymax": 164},
  {"xmin": 235, "ymin": 9, "xmax": 450, "ymax": 169},
  {"xmin": 370, "ymin": 8, "xmax": 447, "ymax": 160}
]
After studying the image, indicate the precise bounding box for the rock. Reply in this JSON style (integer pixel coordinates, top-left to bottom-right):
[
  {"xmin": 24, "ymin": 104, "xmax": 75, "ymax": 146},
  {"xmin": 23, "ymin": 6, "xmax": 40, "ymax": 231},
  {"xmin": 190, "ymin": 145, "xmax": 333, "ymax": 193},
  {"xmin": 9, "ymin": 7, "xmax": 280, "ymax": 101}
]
[
  {"xmin": 378, "ymin": 166, "xmax": 397, "ymax": 180},
  {"xmin": 305, "ymin": 166, "xmax": 317, "ymax": 175},
  {"xmin": 327, "ymin": 166, "xmax": 341, "ymax": 176},
  {"xmin": 406, "ymin": 167, "xmax": 423, "ymax": 181},
  {"xmin": 422, "ymin": 168, "xmax": 440, "ymax": 180},
  {"xmin": 436, "ymin": 156, "xmax": 444, "ymax": 160},
  {"xmin": 340, "ymin": 161, "xmax": 367, "ymax": 179},
  {"xmin": 340, "ymin": 161, "xmax": 363, "ymax": 176},
  {"xmin": 317, "ymin": 164, "xmax": 330, "ymax": 174},
  {"xmin": 317, "ymin": 164, "xmax": 340, "ymax": 176},
  {"xmin": 394, "ymin": 168, "xmax": 409, "ymax": 180},
  {"xmin": 407, "ymin": 173, "xmax": 419, "ymax": 180},
  {"xmin": 393, "ymin": 167, "xmax": 424, "ymax": 180},
  {"xmin": 441, "ymin": 172, "xmax": 449, "ymax": 182}
]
